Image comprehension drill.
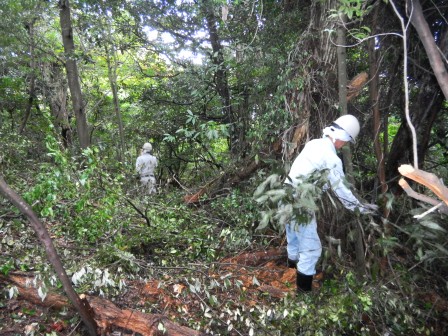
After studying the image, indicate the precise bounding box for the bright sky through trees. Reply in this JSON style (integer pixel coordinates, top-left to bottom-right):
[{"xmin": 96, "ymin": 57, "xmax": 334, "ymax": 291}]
[{"xmin": 143, "ymin": 26, "xmax": 204, "ymax": 64}]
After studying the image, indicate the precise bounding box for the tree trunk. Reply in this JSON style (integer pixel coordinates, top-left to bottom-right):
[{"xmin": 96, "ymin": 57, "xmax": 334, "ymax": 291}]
[
  {"xmin": 19, "ymin": 19, "xmax": 37, "ymax": 135},
  {"xmin": 105, "ymin": 44, "xmax": 126, "ymax": 162},
  {"xmin": 283, "ymin": 0, "xmax": 339, "ymax": 160},
  {"xmin": 0, "ymin": 176, "xmax": 98, "ymax": 336},
  {"xmin": 407, "ymin": 0, "xmax": 448, "ymax": 100},
  {"xmin": 202, "ymin": 0, "xmax": 235, "ymax": 152},
  {"xmin": 43, "ymin": 62, "xmax": 73, "ymax": 148},
  {"xmin": 336, "ymin": 16, "xmax": 355, "ymax": 182},
  {"xmin": 337, "ymin": 15, "xmax": 366, "ymax": 276},
  {"xmin": 58, "ymin": 0, "xmax": 90, "ymax": 149},
  {"xmin": 386, "ymin": 79, "xmax": 444, "ymax": 192},
  {"xmin": 368, "ymin": 5, "xmax": 387, "ymax": 195},
  {"xmin": 1, "ymin": 273, "xmax": 204, "ymax": 336},
  {"xmin": 368, "ymin": 4, "xmax": 391, "ymax": 233}
]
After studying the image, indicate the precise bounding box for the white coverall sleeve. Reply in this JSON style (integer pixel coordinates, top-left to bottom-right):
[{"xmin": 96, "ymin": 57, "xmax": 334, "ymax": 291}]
[{"xmin": 327, "ymin": 163, "xmax": 364, "ymax": 212}]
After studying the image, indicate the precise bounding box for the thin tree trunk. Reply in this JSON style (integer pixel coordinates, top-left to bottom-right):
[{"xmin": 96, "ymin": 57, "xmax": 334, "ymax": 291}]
[
  {"xmin": 337, "ymin": 17, "xmax": 366, "ymax": 276},
  {"xmin": 19, "ymin": 20, "xmax": 37, "ymax": 134},
  {"xmin": 0, "ymin": 176, "xmax": 98, "ymax": 336},
  {"xmin": 368, "ymin": 4, "xmax": 390, "ymax": 234},
  {"xmin": 58, "ymin": 0, "xmax": 90, "ymax": 149},
  {"xmin": 105, "ymin": 44, "xmax": 125, "ymax": 162},
  {"xmin": 368, "ymin": 7, "xmax": 386, "ymax": 195},
  {"xmin": 336, "ymin": 16, "xmax": 354, "ymax": 182}
]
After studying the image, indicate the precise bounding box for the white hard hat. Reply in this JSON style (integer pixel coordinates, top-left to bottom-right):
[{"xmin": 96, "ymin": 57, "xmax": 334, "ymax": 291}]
[
  {"xmin": 142, "ymin": 142, "xmax": 152, "ymax": 152},
  {"xmin": 333, "ymin": 114, "xmax": 360, "ymax": 142}
]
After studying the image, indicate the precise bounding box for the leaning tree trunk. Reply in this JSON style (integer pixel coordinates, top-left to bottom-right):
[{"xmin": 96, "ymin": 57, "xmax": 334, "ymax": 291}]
[
  {"xmin": 0, "ymin": 176, "xmax": 98, "ymax": 336},
  {"xmin": 58, "ymin": 0, "xmax": 90, "ymax": 149},
  {"xmin": 407, "ymin": 0, "xmax": 448, "ymax": 100}
]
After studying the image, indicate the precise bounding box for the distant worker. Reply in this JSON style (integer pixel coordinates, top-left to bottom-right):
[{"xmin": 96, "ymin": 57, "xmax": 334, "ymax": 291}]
[
  {"xmin": 284, "ymin": 115, "xmax": 378, "ymax": 293},
  {"xmin": 136, "ymin": 142, "xmax": 158, "ymax": 194}
]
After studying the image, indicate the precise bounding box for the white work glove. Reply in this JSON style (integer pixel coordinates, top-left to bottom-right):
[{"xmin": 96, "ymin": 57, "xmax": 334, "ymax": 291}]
[{"xmin": 361, "ymin": 203, "xmax": 379, "ymax": 215}]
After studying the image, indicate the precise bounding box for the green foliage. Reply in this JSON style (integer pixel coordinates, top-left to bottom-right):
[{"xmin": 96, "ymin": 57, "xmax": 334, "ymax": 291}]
[
  {"xmin": 210, "ymin": 189, "xmax": 258, "ymax": 229},
  {"xmin": 115, "ymin": 192, "xmax": 256, "ymax": 266},
  {"xmin": 275, "ymin": 270, "xmax": 433, "ymax": 335},
  {"xmin": 20, "ymin": 134, "xmax": 124, "ymax": 243},
  {"xmin": 172, "ymin": 110, "xmax": 230, "ymax": 144},
  {"xmin": 254, "ymin": 170, "xmax": 330, "ymax": 231},
  {"xmin": 334, "ymin": 0, "xmax": 371, "ymax": 20},
  {"xmin": 0, "ymin": 258, "xmax": 14, "ymax": 276},
  {"xmin": 404, "ymin": 209, "xmax": 448, "ymax": 268}
]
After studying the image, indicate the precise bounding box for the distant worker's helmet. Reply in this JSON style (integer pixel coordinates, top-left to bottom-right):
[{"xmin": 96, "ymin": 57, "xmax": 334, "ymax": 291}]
[
  {"xmin": 142, "ymin": 143, "xmax": 152, "ymax": 152},
  {"xmin": 333, "ymin": 114, "xmax": 360, "ymax": 143}
]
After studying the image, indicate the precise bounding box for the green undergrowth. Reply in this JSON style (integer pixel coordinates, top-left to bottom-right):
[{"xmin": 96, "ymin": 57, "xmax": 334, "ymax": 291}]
[{"xmin": 1, "ymin": 142, "xmax": 447, "ymax": 335}]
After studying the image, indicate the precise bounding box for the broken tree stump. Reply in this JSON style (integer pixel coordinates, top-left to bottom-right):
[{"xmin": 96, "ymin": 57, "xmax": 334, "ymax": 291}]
[{"xmin": 398, "ymin": 164, "xmax": 448, "ymax": 204}]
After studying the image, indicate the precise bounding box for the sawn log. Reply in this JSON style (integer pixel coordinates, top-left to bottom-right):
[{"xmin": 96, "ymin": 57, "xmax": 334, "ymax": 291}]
[{"xmin": 0, "ymin": 273, "xmax": 204, "ymax": 336}]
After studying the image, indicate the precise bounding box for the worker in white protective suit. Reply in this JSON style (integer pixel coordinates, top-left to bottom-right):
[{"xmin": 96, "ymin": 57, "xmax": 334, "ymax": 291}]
[
  {"xmin": 284, "ymin": 115, "xmax": 378, "ymax": 293},
  {"xmin": 136, "ymin": 143, "xmax": 158, "ymax": 195}
]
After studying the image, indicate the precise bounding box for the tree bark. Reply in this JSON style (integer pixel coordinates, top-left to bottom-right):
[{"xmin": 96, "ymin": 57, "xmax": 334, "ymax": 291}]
[
  {"xmin": 386, "ymin": 79, "xmax": 444, "ymax": 192},
  {"xmin": 202, "ymin": 1, "xmax": 235, "ymax": 152},
  {"xmin": 44, "ymin": 62, "xmax": 73, "ymax": 148},
  {"xmin": 407, "ymin": 0, "xmax": 448, "ymax": 100},
  {"xmin": 0, "ymin": 176, "xmax": 98, "ymax": 336},
  {"xmin": 105, "ymin": 43, "xmax": 126, "ymax": 162},
  {"xmin": 336, "ymin": 16, "xmax": 355, "ymax": 182},
  {"xmin": 368, "ymin": 4, "xmax": 391, "ymax": 233},
  {"xmin": 58, "ymin": 0, "xmax": 90, "ymax": 149},
  {"xmin": 19, "ymin": 19, "xmax": 37, "ymax": 134},
  {"xmin": 0, "ymin": 273, "xmax": 204, "ymax": 336},
  {"xmin": 368, "ymin": 5, "xmax": 387, "ymax": 195},
  {"xmin": 337, "ymin": 15, "xmax": 366, "ymax": 276}
]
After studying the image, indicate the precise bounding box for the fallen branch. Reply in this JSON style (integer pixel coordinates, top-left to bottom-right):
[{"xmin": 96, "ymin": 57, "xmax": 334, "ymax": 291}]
[
  {"xmin": 125, "ymin": 197, "xmax": 151, "ymax": 226},
  {"xmin": 84, "ymin": 295, "xmax": 204, "ymax": 336},
  {"xmin": 0, "ymin": 176, "xmax": 98, "ymax": 335},
  {"xmin": 0, "ymin": 273, "xmax": 204, "ymax": 336}
]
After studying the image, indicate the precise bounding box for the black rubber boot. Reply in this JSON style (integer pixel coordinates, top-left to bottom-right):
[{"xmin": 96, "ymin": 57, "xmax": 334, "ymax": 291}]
[
  {"xmin": 287, "ymin": 258, "xmax": 298, "ymax": 269},
  {"xmin": 296, "ymin": 271, "xmax": 313, "ymax": 293}
]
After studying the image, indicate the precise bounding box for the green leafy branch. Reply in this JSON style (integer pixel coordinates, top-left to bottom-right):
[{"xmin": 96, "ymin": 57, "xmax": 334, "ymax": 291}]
[{"xmin": 253, "ymin": 169, "xmax": 330, "ymax": 231}]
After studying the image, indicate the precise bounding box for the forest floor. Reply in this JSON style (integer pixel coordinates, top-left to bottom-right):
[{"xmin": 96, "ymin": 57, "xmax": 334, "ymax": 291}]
[
  {"xmin": 0, "ymin": 247, "xmax": 313, "ymax": 335},
  {"xmin": 1, "ymin": 247, "xmax": 448, "ymax": 335}
]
